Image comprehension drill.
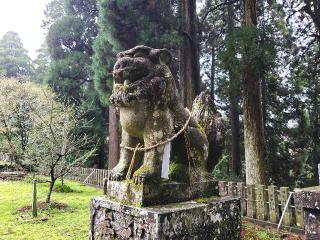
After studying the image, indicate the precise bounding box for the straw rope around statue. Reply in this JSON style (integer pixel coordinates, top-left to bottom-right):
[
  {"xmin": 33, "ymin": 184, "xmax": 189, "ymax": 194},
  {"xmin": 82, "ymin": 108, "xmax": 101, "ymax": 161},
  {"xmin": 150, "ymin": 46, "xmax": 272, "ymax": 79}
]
[{"xmin": 121, "ymin": 108, "xmax": 193, "ymax": 152}]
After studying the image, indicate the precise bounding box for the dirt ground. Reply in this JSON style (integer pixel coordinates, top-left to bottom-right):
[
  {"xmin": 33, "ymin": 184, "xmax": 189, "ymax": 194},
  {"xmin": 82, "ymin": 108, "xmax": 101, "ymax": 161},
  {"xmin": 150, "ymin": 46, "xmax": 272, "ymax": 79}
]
[{"xmin": 242, "ymin": 221, "xmax": 305, "ymax": 240}]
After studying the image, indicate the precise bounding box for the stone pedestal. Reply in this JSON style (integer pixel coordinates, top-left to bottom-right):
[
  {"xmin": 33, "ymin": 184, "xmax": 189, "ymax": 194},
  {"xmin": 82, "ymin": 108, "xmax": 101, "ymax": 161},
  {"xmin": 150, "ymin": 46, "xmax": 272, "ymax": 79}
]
[
  {"xmin": 294, "ymin": 186, "xmax": 320, "ymax": 240},
  {"xmin": 106, "ymin": 180, "xmax": 219, "ymax": 207},
  {"xmin": 90, "ymin": 195, "xmax": 241, "ymax": 240}
]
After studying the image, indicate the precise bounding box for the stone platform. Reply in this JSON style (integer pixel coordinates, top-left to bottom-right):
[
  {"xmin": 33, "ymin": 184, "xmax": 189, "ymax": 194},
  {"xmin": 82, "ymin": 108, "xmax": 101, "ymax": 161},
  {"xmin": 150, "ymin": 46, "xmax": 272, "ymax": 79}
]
[
  {"xmin": 294, "ymin": 186, "xmax": 320, "ymax": 240},
  {"xmin": 89, "ymin": 195, "xmax": 241, "ymax": 240},
  {"xmin": 105, "ymin": 180, "xmax": 219, "ymax": 207}
]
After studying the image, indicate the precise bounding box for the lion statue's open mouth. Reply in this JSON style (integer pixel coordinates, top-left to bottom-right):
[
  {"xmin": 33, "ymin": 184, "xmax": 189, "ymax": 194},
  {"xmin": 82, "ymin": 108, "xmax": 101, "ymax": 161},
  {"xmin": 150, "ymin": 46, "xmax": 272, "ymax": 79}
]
[{"xmin": 113, "ymin": 58, "xmax": 150, "ymax": 86}]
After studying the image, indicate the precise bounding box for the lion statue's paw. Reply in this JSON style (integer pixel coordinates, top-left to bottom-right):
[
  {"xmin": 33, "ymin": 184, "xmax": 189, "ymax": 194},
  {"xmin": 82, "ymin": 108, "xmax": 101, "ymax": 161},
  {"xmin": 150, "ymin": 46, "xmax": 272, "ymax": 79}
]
[{"xmin": 108, "ymin": 164, "xmax": 128, "ymax": 181}]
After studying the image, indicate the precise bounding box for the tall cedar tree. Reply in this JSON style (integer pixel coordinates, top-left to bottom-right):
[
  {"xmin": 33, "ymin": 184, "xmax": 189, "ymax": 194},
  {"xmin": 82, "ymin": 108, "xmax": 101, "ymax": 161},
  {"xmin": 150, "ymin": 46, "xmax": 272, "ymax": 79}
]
[
  {"xmin": 200, "ymin": 0, "xmax": 242, "ymax": 177},
  {"xmin": 283, "ymin": 0, "xmax": 320, "ymax": 186},
  {"xmin": 227, "ymin": 4, "xmax": 241, "ymax": 176},
  {"xmin": 179, "ymin": 0, "xmax": 201, "ymax": 108},
  {"xmin": 0, "ymin": 32, "xmax": 33, "ymax": 78},
  {"xmin": 46, "ymin": 0, "xmax": 108, "ymax": 168},
  {"xmin": 242, "ymin": 0, "xmax": 267, "ymax": 184}
]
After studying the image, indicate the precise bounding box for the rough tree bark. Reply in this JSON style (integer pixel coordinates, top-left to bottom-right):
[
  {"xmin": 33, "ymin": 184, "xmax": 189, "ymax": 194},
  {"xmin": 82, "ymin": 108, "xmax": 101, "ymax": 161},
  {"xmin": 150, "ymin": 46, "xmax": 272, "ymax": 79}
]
[
  {"xmin": 259, "ymin": 1, "xmax": 267, "ymax": 128},
  {"xmin": 210, "ymin": 47, "xmax": 216, "ymax": 101},
  {"xmin": 179, "ymin": 0, "xmax": 201, "ymax": 109},
  {"xmin": 227, "ymin": 4, "xmax": 241, "ymax": 176},
  {"xmin": 243, "ymin": 0, "xmax": 267, "ymax": 185},
  {"xmin": 97, "ymin": 101, "xmax": 108, "ymax": 169},
  {"xmin": 46, "ymin": 169, "xmax": 56, "ymax": 203},
  {"xmin": 108, "ymin": 106, "xmax": 120, "ymax": 169}
]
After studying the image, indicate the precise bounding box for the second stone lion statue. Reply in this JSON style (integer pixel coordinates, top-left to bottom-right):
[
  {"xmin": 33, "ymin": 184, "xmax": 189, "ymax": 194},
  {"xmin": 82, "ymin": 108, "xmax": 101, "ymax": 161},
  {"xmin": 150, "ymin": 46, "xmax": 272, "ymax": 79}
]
[{"xmin": 109, "ymin": 45, "xmax": 223, "ymax": 184}]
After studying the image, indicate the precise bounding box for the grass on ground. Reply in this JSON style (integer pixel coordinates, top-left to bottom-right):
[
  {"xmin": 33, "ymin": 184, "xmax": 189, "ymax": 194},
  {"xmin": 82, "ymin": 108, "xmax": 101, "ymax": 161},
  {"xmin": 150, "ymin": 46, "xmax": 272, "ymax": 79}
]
[
  {"xmin": 0, "ymin": 179, "xmax": 101, "ymax": 240},
  {"xmin": 0, "ymin": 179, "xmax": 303, "ymax": 240},
  {"xmin": 242, "ymin": 221, "xmax": 304, "ymax": 240}
]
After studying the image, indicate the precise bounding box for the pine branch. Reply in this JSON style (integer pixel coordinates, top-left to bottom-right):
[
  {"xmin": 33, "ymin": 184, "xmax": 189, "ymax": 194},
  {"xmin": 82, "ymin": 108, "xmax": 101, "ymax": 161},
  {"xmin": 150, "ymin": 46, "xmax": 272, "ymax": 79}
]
[{"xmin": 201, "ymin": 0, "xmax": 240, "ymax": 25}]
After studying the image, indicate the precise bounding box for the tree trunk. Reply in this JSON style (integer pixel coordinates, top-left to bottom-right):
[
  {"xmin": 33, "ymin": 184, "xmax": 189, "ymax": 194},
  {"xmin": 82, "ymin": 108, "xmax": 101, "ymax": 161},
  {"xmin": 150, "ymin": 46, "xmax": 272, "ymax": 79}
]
[
  {"xmin": 108, "ymin": 106, "xmax": 120, "ymax": 169},
  {"xmin": 227, "ymin": 4, "xmax": 242, "ymax": 176},
  {"xmin": 179, "ymin": 0, "xmax": 201, "ymax": 109},
  {"xmin": 46, "ymin": 175, "xmax": 55, "ymax": 203},
  {"xmin": 311, "ymin": 76, "xmax": 320, "ymax": 180},
  {"xmin": 260, "ymin": 1, "xmax": 267, "ymax": 128},
  {"xmin": 243, "ymin": 0, "xmax": 266, "ymax": 185},
  {"xmin": 98, "ymin": 102, "xmax": 108, "ymax": 169},
  {"xmin": 210, "ymin": 47, "xmax": 215, "ymax": 101}
]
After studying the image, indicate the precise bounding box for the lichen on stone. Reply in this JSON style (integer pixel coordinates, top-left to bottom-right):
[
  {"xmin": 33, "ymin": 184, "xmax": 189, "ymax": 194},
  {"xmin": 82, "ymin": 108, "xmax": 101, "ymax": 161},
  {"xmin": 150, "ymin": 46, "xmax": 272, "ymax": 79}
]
[{"xmin": 107, "ymin": 45, "xmax": 223, "ymax": 189}]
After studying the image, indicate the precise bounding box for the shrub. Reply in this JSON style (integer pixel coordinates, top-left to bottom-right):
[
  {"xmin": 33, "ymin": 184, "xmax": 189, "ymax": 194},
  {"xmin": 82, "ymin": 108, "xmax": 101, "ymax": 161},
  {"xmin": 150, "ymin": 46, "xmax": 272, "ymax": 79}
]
[{"xmin": 53, "ymin": 183, "xmax": 74, "ymax": 193}]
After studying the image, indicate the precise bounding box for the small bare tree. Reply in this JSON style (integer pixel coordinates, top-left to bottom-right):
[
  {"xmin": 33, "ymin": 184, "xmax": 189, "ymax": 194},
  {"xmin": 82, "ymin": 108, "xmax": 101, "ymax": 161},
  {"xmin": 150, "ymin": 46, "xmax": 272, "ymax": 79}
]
[
  {"xmin": 0, "ymin": 78, "xmax": 96, "ymax": 202},
  {"xmin": 25, "ymin": 89, "xmax": 96, "ymax": 203}
]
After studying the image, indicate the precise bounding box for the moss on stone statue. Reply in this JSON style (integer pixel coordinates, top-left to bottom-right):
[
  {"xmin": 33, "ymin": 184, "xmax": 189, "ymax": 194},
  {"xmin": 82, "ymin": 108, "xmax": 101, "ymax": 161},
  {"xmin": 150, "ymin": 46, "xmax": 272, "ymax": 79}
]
[
  {"xmin": 104, "ymin": 195, "xmax": 117, "ymax": 202},
  {"xmin": 113, "ymin": 83, "xmax": 128, "ymax": 91},
  {"xmin": 195, "ymin": 196, "xmax": 218, "ymax": 203},
  {"xmin": 169, "ymin": 162, "xmax": 188, "ymax": 182},
  {"xmin": 132, "ymin": 182, "xmax": 143, "ymax": 192},
  {"xmin": 124, "ymin": 179, "xmax": 143, "ymax": 192},
  {"xmin": 133, "ymin": 165, "xmax": 153, "ymax": 177},
  {"xmin": 196, "ymin": 122, "xmax": 206, "ymax": 135}
]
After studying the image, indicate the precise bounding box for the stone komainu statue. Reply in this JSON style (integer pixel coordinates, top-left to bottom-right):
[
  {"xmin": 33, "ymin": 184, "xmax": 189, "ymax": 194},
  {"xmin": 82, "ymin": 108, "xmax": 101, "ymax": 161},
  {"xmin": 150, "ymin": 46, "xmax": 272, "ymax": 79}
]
[{"xmin": 109, "ymin": 45, "xmax": 223, "ymax": 183}]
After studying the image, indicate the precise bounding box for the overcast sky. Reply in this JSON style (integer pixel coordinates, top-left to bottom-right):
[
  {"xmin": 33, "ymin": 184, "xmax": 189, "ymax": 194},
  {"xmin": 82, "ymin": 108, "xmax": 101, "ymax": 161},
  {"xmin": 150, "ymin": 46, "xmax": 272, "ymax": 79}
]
[{"xmin": 0, "ymin": 0, "xmax": 50, "ymax": 59}]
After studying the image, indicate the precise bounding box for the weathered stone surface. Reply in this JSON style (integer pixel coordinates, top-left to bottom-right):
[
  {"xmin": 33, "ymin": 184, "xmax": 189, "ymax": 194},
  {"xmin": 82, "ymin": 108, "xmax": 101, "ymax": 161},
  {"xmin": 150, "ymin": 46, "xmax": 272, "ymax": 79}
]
[
  {"xmin": 294, "ymin": 186, "xmax": 320, "ymax": 210},
  {"xmin": 192, "ymin": 92, "xmax": 224, "ymax": 172},
  {"xmin": 106, "ymin": 180, "xmax": 219, "ymax": 207},
  {"xmin": 89, "ymin": 196, "xmax": 241, "ymax": 240},
  {"xmin": 91, "ymin": 45, "xmax": 235, "ymax": 240},
  {"xmin": 303, "ymin": 208, "xmax": 320, "ymax": 240},
  {"xmin": 108, "ymin": 45, "xmax": 222, "ymax": 184},
  {"xmin": 294, "ymin": 186, "xmax": 320, "ymax": 239}
]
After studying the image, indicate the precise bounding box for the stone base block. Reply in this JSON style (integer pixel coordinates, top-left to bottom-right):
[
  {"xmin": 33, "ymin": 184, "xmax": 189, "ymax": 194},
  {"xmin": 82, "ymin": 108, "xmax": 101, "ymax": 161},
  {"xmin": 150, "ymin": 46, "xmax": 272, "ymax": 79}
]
[
  {"xmin": 294, "ymin": 186, "xmax": 320, "ymax": 240},
  {"xmin": 106, "ymin": 180, "xmax": 219, "ymax": 207},
  {"xmin": 89, "ymin": 196, "xmax": 241, "ymax": 240}
]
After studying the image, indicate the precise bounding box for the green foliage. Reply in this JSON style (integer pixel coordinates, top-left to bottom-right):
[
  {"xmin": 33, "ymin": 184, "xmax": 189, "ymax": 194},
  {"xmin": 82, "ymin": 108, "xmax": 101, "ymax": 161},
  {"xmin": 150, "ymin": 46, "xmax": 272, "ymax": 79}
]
[
  {"xmin": 47, "ymin": 16, "xmax": 86, "ymax": 59},
  {"xmin": 45, "ymin": 0, "xmax": 108, "ymax": 168},
  {"xmin": 0, "ymin": 78, "xmax": 95, "ymax": 183},
  {"xmin": 220, "ymin": 26, "xmax": 277, "ymax": 82},
  {"xmin": 242, "ymin": 222, "xmax": 280, "ymax": 240},
  {"xmin": 53, "ymin": 183, "xmax": 74, "ymax": 193},
  {"xmin": 0, "ymin": 31, "xmax": 33, "ymax": 78},
  {"xmin": 0, "ymin": 78, "xmax": 43, "ymax": 167},
  {"xmin": 24, "ymin": 90, "xmax": 96, "ymax": 183},
  {"xmin": 200, "ymin": 0, "xmax": 320, "ymax": 186},
  {"xmin": 46, "ymin": 51, "xmax": 92, "ymax": 105},
  {"xmin": 92, "ymin": 35, "xmax": 114, "ymax": 105},
  {"xmin": 0, "ymin": 180, "xmax": 101, "ymax": 240},
  {"xmin": 212, "ymin": 155, "xmax": 241, "ymax": 182},
  {"xmin": 42, "ymin": 0, "xmax": 65, "ymax": 30},
  {"xmin": 32, "ymin": 44, "xmax": 51, "ymax": 84}
]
